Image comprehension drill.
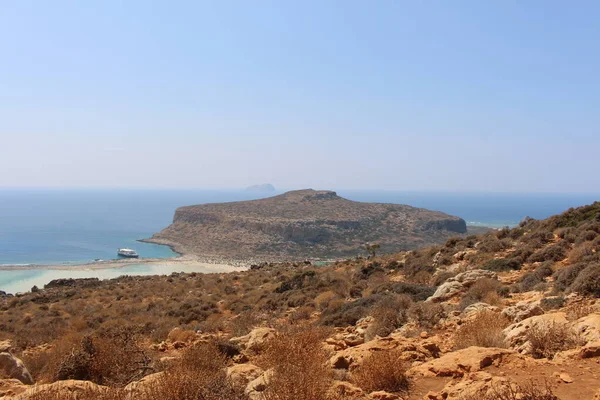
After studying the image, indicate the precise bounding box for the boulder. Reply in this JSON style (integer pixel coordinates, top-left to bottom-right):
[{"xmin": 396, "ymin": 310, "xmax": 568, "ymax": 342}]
[
  {"xmin": 330, "ymin": 380, "xmax": 364, "ymax": 398},
  {"xmin": 0, "ymin": 378, "xmax": 27, "ymax": 397},
  {"xmin": 0, "ymin": 353, "xmax": 33, "ymax": 385},
  {"xmin": 407, "ymin": 347, "xmax": 515, "ymax": 378},
  {"xmin": 226, "ymin": 364, "xmax": 264, "ymax": 388},
  {"xmin": 501, "ymin": 301, "xmax": 544, "ymax": 322},
  {"xmin": 428, "ymin": 281, "xmax": 464, "ymax": 303},
  {"xmin": 12, "ymin": 380, "xmax": 107, "ymax": 399},
  {"xmin": 427, "ymin": 270, "xmax": 497, "ymax": 302},
  {"xmin": 245, "ymin": 369, "xmax": 273, "ymax": 400},
  {"xmin": 329, "ymin": 334, "xmax": 439, "ymax": 369},
  {"xmin": 0, "ymin": 341, "xmax": 13, "ymax": 353},
  {"xmin": 579, "ymin": 341, "xmax": 600, "ymax": 358},
  {"xmin": 231, "ymin": 327, "xmax": 277, "ymax": 353},
  {"xmin": 574, "ymin": 313, "xmax": 600, "ymax": 344},
  {"xmin": 368, "ymin": 391, "xmax": 401, "ymax": 400},
  {"xmin": 431, "ymin": 371, "xmax": 509, "ymax": 400},
  {"xmin": 503, "ymin": 312, "xmax": 568, "ymax": 350},
  {"xmin": 124, "ymin": 372, "xmax": 164, "ymax": 396},
  {"xmin": 463, "ymin": 303, "xmax": 500, "ymax": 316}
]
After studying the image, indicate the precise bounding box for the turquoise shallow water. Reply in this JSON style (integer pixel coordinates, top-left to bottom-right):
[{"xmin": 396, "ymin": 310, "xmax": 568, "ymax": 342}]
[{"xmin": 0, "ymin": 263, "xmax": 241, "ymax": 294}]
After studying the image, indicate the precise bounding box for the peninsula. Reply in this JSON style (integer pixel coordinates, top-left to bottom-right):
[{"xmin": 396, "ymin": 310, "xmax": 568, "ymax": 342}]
[{"xmin": 147, "ymin": 189, "xmax": 467, "ymax": 260}]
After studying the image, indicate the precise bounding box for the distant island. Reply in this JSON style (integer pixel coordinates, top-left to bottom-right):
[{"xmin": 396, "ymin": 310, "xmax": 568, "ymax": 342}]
[
  {"xmin": 245, "ymin": 183, "xmax": 276, "ymax": 192},
  {"xmin": 147, "ymin": 189, "xmax": 467, "ymax": 260}
]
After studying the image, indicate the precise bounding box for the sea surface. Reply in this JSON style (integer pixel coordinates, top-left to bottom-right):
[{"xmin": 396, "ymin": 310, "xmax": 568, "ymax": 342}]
[{"xmin": 0, "ymin": 188, "xmax": 597, "ymax": 293}]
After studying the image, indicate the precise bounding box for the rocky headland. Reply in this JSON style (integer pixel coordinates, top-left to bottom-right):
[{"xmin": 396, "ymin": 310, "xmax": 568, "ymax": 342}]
[{"xmin": 147, "ymin": 189, "xmax": 467, "ymax": 261}]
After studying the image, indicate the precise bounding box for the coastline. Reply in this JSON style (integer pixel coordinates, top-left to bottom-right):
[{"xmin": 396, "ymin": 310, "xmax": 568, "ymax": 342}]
[{"xmin": 0, "ymin": 255, "xmax": 247, "ymax": 272}]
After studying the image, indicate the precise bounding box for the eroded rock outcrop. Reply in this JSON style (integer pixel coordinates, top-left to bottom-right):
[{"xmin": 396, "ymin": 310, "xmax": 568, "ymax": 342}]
[{"xmin": 428, "ymin": 270, "xmax": 498, "ymax": 302}]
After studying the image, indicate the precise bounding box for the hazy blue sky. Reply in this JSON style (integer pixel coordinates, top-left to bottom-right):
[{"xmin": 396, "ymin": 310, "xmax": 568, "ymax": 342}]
[{"xmin": 1, "ymin": 1, "xmax": 599, "ymax": 192}]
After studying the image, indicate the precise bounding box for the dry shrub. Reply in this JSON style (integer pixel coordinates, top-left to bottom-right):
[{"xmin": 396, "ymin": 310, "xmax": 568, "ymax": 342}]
[
  {"xmin": 568, "ymin": 242, "xmax": 595, "ymax": 263},
  {"xmin": 352, "ymin": 349, "xmax": 409, "ymax": 394},
  {"xmin": 454, "ymin": 310, "xmax": 509, "ymax": 349},
  {"xmin": 27, "ymin": 389, "xmax": 128, "ymax": 400},
  {"xmin": 288, "ymin": 306, "xmax": 314, "ymax": 324},
  {"xmin": 228, "ymin": 311, "xmax": 261, "ymax": 337},
  {"xmin": 526, "ymin": 321, "xmax": 581, "ymax": 359},
  {"xmin": 460, "ymin": 278, "xmax": 503, "ymax": 310},
  {"xmin": 144, "ymin": 341, "xmax": 246, "ymax": 400},
  {"xmin": 21, "ymin": 333, "xmax": 83, "ymax": 382},
  {"xmin": 569, "ymin": 263, "xmax": 600, "ymax": 297},
  {"xmin": 407, "ymin": 302, "xmax": 445, "ymax": 329},
  {"xmin": 29, "ymin": 327, "xmax": 155, "ymax": 387},
  {"xmin": 565, "ymin": 301, "xmax": 595, "ymax": 321},
  {"xmin": 459, "ymin": 379, "xmax": 558, "ymax": 400},
  {"xmin": 259, "ymin": 325, "xmax": 332, "ymax": 400},
  {"xmin": 365, "ymin": 294, "xmax": 411, "ymax": 340},
  {"xmin": 411, "ymin": 270, "xmax": 433, "ymax": 285}
]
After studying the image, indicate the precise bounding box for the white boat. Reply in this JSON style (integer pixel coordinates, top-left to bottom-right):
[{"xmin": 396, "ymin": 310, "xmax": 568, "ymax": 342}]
[{"xmin": 117, "ymin": 248, "xmax": 139, "ymax": 258}]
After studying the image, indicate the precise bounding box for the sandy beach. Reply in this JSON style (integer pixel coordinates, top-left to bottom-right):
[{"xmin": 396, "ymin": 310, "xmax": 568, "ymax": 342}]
[
  {"xmin": 0, "ymin": 254, "xmax": 246, "ymax": 272},
  {"xmin": 0, "ymin": 254, "xmax": 250, "ymax": 294}
]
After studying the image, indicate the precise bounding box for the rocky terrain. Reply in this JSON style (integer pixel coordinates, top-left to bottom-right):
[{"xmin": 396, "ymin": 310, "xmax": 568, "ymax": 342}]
[
  {"xmin": 148, "ymin": 189, "xmax": 467, "ymax": 260},
  {"xmin": 1, "ymin": 202, "xmax": 600, "ymax": 399}
]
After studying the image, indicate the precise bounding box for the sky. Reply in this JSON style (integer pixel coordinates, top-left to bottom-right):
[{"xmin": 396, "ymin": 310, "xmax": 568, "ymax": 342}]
[{"xmin": 1, "ymin": 1, "xmax": 599, "ymax": 192}]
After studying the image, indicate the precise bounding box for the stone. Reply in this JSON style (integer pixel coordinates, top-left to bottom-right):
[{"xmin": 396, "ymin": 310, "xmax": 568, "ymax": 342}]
[
  {"xmin": 227, "ymin": 364, "xmax": 264, "ymax": 388},
  {"xmin": 343, "ymin": 333, "xmax": 364, "ymax": 347},
  {"xmin": 580, "ymin": 341, "xmax": 600, "ymax": 358},
  {"xmin": 0, "ymin": 341, "xmax": 13, "ymax": 353},
  {"xmin": 368, "ymin": 391, "xmax": 401, "ymax": 400},
  {"xmin": 559, "ymin": 373, "xmax": 574, "ymax": 383},
  {"xmin": 436, "ymin": 372, "xmax": 510, "ymax": 400},
  {"xmin": 408, "ymin": 347, "xmax": 516, "ymax": 378},
  {"xmin": 463, "ymin": 302, "xmax": 500, "ymax": 316},
  {"xmin": 13, "ymin": 380, "xmax": 107, "ymax": 399},
  {"xmin": 124, "ymin": 372, "xmax": 164, "ymax": 396},
  {"xmin": 330, "ymin": 380, "xmax": 364, "ymax": 397},
  {"xmin": 0, "ymin": 378, "xmax": 27, "ymax": 397},
  {"xmin": 427, "ymin": 270, "xmax": 497, "ymax": 302},
  {"xmin": 172, "ymin": 341, "xmax": 186, "ymax": 349},
  {"xmin": 503, "ymin": 312, "xmax": 568, "ymax": 350},
  {"xmin": 574, "ymin": 313, "xmax": 600, "ymax": 344},
  {"xmin": 330, "ymin": 334, "xmax": 438, "ymax": 370},
  {"xmin": 0, "ymin": 353, "xmax": 33, "ymax": 385},
  {"xmin": 231, "ymin": 327, "xmax": 277, "ymax": 353},
  {"xmin": 245, "ymin": 369, "xmax": 273, "ymax": 400},
  {"xmin": 501, "ymin": 301, "xmax": 544, "ymax": 322}
]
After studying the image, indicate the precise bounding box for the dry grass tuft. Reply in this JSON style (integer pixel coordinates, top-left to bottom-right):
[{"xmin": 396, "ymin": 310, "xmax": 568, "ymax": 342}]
[
  {"xmin": 259, "ymin": 324, "xmax": 332, "ymax": 400},
  {"xmin": 459, "ymin": 380, "xmax": 558, "ymax": 400},
  {"xmin": 352, "ymin": 349, "xmax": 410, "ymax": 394},
  {"xmin": 454, "ymin": 310, "xmax": 510, "ymax": 349},
  {"xmin": 526, "ymin": 321, "xmax": 581, "ymax": 359},
  {"xmin": 144, "ymin": 341, "xmax": 246, "ymax": 400}
]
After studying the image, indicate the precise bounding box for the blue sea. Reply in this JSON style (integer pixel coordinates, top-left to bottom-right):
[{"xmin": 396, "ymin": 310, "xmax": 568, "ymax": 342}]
[{"xmin": 0, "ymin": 188, "xmax": 597, "ymax": 293}]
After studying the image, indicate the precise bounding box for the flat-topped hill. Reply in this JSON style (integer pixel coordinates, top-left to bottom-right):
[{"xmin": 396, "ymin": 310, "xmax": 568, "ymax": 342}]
[{"xmin": 148, "ymin": 189, "xmax": 466, "ymax": 260}]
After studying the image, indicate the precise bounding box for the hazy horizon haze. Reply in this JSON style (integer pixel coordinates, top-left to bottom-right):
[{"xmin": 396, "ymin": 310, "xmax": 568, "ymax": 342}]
[{"xmin": 2, "ymin": 1, "xmax": 599, "ymax": 192}]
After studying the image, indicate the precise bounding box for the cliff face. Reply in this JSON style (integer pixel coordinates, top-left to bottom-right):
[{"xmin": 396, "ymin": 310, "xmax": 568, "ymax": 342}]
[{"xmin": 149, "ymin": 189, "xmax": 467, "ymax": 260}]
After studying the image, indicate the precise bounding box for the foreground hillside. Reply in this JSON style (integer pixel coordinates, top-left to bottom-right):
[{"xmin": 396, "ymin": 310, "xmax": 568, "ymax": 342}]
[
  {"xmin": 148, "ymin": 189, "xmax": 467, "ymax": 260},
  {"xmin": 1, "ymin": 202, "xmax": 600, "ymax": 399}
]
